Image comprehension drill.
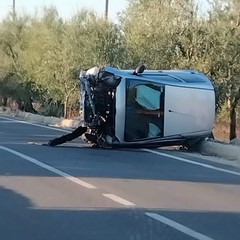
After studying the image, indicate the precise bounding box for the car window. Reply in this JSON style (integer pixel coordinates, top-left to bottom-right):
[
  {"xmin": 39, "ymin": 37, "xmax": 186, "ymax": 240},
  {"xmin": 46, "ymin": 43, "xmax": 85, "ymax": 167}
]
[
  {"xmin": 124, "ymin": 79, "xmax": 164, "ymax": 141},
  {"xmin": 135, "ymin": 85, "xmax": 160, "ymax": 110}
]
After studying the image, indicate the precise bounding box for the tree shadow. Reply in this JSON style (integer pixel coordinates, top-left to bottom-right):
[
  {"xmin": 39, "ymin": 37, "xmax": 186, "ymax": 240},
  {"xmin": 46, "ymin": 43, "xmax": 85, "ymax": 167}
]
[{"xmin": 0, "ymin": 186, "xmax": 240, "ymax": 240}]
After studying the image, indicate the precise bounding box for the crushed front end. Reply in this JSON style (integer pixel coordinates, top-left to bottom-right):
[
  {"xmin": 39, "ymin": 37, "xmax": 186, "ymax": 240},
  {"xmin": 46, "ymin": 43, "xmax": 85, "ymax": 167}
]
[{"xmin": 79, "ymin": 67, "xmax": 121, "ymax": 147}]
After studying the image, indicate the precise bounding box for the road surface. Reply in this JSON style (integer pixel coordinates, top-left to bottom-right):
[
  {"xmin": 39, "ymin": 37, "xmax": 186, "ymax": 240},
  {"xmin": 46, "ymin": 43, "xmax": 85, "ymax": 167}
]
[{"xmin": 0, "ymin": 115, "xmax": 240, "ymax": 240}]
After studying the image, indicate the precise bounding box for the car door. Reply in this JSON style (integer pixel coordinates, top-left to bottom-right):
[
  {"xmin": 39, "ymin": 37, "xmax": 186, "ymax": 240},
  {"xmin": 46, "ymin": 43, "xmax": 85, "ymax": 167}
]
[{"xmin": 164, "ymin": 85, "xmax": 215, "ymax": 137}]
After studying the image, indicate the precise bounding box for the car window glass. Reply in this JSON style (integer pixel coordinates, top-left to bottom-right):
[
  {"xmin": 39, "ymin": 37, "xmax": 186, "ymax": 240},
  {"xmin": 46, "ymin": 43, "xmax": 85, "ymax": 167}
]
[
  {"xmin": 124, "ymin": 79, "xmax": 164, "ymax": 142},
  {"xmin": 135, "ymin": 85, "xmax": 160, "ymax": 110}
]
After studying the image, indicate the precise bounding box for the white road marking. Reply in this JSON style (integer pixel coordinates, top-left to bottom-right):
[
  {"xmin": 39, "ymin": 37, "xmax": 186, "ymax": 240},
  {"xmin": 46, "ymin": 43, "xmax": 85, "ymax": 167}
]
[
  {"xmin": 0, "ymin": 145, "xmax": 136, "ymax": 207},
  {"xmin": 20, "ymin": 121, "xmax": 71, "ymax": 132},
  {"xmin": 0, "ymin": 146, "xmax": 97, "ymax": 189},
  {"xmin": 103, "ymin": 194, "xmax": 136, "ymax": 206},
  {"xmin": 143, "ymin": 149, "xmax": 240, "ymax": 176},
  {"xmin": 145, "ymin": 212, "xmax": 215, "ymax": 240},
  {"xmin": 0, "ymin": 117, "xmax": 12, "ymax": 120},
  {"xmin": 0, "ymin": 116, "xmax": 70, "ymax": 133},
  {"xmin": 0, "ymin": 121, "xmax": 19, "ymax": 123},
  {"xmin": 0, "ymin": 142, "xmax": 29, "ymax": 145}
]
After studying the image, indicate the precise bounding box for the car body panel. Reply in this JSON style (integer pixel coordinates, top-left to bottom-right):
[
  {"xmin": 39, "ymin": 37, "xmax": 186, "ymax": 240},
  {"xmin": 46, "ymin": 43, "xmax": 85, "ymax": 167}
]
[
  {"xmin": 164, "ymin": 85, "xmax": 215, "ymax": 137},
  {"xmin": 79, "ymin": 66, "xmax": 215, "ymax": 148}
]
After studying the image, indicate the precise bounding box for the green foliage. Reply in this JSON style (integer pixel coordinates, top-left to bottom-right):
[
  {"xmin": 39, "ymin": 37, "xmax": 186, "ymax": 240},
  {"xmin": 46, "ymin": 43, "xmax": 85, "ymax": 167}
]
[{"xmin": 0, "ymin": 1, "xmax": 239, "ymax": 138}]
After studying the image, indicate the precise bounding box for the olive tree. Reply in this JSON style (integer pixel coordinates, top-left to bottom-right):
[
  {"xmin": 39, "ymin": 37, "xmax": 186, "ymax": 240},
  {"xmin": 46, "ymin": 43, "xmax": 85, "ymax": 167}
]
[{"xmin": 0, "ymin": 14, "xmax": 38, "ymax": 113}]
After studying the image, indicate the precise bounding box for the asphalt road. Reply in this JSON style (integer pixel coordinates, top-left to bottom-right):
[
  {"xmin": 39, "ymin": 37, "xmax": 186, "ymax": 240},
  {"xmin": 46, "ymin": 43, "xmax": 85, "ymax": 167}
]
[{"xmin": 0, "ymin": 115, "xmax": 240, "ymax": 240}]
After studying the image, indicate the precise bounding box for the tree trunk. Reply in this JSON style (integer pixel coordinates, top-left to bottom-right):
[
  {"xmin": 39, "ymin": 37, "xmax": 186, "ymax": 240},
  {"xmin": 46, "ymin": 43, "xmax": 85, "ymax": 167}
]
[
  {"xmin": 64, "ymin": 99, "xmax": 68, "ymax": 119},
  {"xmin": 16, "ymin": 98, "xmax": 23, "ymax": 110},
  {"xmin": 229, "ymin": 101, "xmax": 237, "ymax": 140},
  {"xmin": 3, "ymin": 97, "xmax": 7, "ymax": 107},
  {"xmin": 23, "ymin": 96, "xmax": 37, "ymax": 114},
  {"xmin": 229, "ymin": 87, "xmax": 240, "ymax": 141}
]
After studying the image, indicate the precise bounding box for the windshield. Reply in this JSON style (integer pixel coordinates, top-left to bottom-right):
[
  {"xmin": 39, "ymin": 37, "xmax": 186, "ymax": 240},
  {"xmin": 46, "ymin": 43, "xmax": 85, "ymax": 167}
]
[{"xmin": 124, "ymin": 79, "xmax": 164, "ymax": 142}]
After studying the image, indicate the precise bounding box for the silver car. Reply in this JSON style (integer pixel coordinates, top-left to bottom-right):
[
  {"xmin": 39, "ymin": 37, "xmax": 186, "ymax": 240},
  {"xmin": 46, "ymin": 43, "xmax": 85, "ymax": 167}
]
[{"xmin": 79, "ymin": 65, "xmax": 215, "ymax": 148}]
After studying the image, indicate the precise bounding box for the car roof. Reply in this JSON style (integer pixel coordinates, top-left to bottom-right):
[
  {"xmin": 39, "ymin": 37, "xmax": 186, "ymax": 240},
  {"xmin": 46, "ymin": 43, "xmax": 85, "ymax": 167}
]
[{"xmin": 104, "ymin": 66, "xmax": 214, "ymax": 89}]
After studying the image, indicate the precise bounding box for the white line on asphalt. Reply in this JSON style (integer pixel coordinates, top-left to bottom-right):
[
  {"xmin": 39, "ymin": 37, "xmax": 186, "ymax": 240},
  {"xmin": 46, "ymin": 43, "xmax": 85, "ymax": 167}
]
[
  {"xmin": 0, "ymin": 117, "xmax": 12, "ymax": 120},
  {"xmin": 0, "ymin": 146, "xmax": 97, "ymax": 189},
  {"xmin": 0, "ymin": 121, "xmax": 20, "ymax": 123},
  {"xmin": 145, "ymin": 212, "xmax": 215, "ymax": 240},
  {"xmin": 0, "ymin": 142, "xmax": 29, "ymax": 145},
  {"xmin": 103, "ymin": 194, "xmax": 136, "ymax": 206},
  {"xmin": 20, "ymin": 121, "xmax": 71, "ymax": 132},
  {"xmin": 143, "ymin": 149, "xmax": 240, "ymax": 176},
  {"xmin": 0, "ymin": 116, "xmax": 70, "ymax": 133}
]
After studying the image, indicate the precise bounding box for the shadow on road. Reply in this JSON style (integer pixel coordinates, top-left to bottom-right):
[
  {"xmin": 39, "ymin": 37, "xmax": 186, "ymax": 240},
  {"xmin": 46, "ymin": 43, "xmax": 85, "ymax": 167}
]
[{"xmin": 0, "ymin": 186, "xmax": 239, "ymax": 240}]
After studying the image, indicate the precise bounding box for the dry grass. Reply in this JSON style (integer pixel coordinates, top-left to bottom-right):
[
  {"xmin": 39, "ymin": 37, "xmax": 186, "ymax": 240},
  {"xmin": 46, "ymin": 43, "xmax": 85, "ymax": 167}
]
[{"xmin": 213, "ymin": 120, "xmax": 240, "ymax": 142}]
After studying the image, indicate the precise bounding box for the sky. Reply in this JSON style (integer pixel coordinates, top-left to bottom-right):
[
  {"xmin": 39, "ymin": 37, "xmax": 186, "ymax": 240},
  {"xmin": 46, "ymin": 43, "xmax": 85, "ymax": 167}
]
[
  {"xmin": 0, "ymin": 0, "xmax": 210, "ymax": 22},
  {"xmin": 0, "ymin": 0, "xmax": 129, "ymax": 21}
]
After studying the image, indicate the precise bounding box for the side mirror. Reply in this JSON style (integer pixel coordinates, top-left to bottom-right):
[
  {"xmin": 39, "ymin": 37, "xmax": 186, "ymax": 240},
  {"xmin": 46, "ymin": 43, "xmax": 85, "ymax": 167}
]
[{"xmin": 133, "ymin": 65, "xmax": 145, "ymax": 75}]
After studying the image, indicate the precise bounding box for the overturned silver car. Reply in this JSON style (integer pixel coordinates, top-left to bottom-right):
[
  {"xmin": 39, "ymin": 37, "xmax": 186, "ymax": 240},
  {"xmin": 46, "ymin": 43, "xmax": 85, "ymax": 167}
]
[{"xmin": 79, "ymin": 65, "xmax": 215, "ymax": 148}]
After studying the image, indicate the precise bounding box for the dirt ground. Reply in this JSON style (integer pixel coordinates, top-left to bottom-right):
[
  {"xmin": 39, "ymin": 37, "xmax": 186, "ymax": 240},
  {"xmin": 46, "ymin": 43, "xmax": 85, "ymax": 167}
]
[{"xmin": 213, "ymin": 120, "xmax": 240, "ymax": 142}]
